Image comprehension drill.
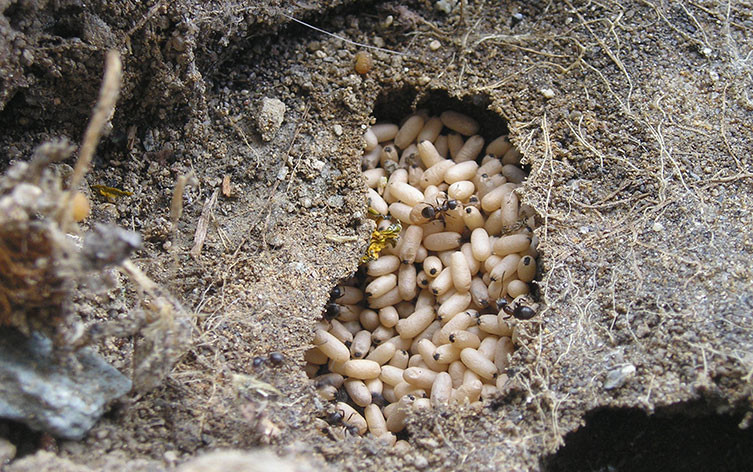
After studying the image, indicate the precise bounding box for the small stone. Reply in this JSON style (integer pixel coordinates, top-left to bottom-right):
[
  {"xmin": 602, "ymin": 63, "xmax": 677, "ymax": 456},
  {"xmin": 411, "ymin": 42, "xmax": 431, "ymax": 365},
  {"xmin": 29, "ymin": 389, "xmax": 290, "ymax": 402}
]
[
  {"xmin": 311, "ymin": 159, "xmax": 325, "ymax": 171},
  {"xmin": 652, "ymin": 221, "xmax": 664, "ymax": 232},
  {"xmin": 413, "ymin": 454, "xmax": 429, "ymax": 469},
  {"xmin": 417, "ymin": 438, "xmax": 439, "ymax": 449},
  {"xmin": 97, "ymin": 203, "xmax": 119, "ymax": 223},
  {"xmin": 256, "ymin": 97, "xmax": 286, "ymax": 142},
  {"xmin": 21, "ymin": 48, "xmax": 34, "ymax": 66},
  {"xmin": 333, "ymin": 124, "xmax": 343, "ymax": 136},
  {"xmin": 418, "ymin": 76, "xmax": 431, "ymax": 86},
  {"xmin": 540, "ymin": 88, "xmax": 555, "ymax": 99},
  {"xmin": 429, "ymin": 40, "xmax": 441, "ymax": 51},
  {"xmin": 0, "ymin": 438, "xmax": 16, "ymax": 465},
  {"xmin": 164, "ymin": 450, "xmax": 179, "ymax": 463},
  {"xmin": 604, "ymin": 364, "xmax": 636, "ymax": 390},
  {"xmin": 276, "ymin": 165, "xmax": 288, "ymax": 181},
  {"xmin": 60, "ymin": 441, "xmax": 84, "ymax": 455},
  {"xmin": 435, "ymin": 0, "xmax": 458, "ymax": 14}
]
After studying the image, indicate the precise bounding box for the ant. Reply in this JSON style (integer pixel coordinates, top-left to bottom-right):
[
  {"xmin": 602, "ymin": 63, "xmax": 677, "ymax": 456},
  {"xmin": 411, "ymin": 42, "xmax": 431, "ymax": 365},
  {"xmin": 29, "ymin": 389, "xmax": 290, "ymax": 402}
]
[
  {"xmin": 411, "ymin": 197, "xmax": 460, "ymax": 224},
  {"xmin": 324, "ymin": 408, "xmax": 360, "ymax": 438},
  {"xmin": 497, "ymin": 297, "xmax": 537, "ymax": 320}
]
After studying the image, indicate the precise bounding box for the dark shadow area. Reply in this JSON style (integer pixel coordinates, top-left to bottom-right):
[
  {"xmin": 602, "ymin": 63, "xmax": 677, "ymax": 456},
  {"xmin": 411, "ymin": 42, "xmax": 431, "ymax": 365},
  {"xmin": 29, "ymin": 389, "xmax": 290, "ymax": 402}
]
[
  {"xmin": 372, "ymin": 85, "xmax": 419, "ymax": 124},
  {"xmin": 0, "ymin": 419, "xmax": 43, "ymax": 458},
  {"xmin": 372, "ymin": 87, "xmax": 510, "ymax": 141},
  {"xmin": 415, "ymin": 89, "xmax": 509, "ymax": 139},
  {"xmin": 544, "ymin": 402, "xmax": 753, "ymax": 472}
]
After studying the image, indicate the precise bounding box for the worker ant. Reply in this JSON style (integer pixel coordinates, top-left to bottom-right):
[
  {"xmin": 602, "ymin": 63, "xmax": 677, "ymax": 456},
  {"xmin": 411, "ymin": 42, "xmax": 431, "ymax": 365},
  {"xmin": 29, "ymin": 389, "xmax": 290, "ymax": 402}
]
[
  {"xmin": 497, "ymin": 297, "xmax": 537, "ymax": 320},
  {"xmin": 324, "ymin": 408, "xmax": 360, "ymax": 438},
  {"xmin": 410, "ymin": 197, "xmax": 460, "ymax": 224}
]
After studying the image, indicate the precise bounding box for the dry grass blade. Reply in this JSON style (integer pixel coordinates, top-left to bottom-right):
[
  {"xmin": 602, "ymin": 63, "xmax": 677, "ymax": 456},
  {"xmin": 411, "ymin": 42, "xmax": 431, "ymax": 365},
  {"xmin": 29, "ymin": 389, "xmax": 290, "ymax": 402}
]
[{"xmin": 61, "ymin": 50, "xmax": 122, "ymax": 229}]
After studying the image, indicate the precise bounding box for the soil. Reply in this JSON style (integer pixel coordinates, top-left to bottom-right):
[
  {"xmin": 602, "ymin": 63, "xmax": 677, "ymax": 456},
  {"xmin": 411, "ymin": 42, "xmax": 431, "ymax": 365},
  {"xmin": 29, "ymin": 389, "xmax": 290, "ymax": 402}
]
[{"xmin": 1, "ymin": 0, "xmax": 752, "ymax": 471}]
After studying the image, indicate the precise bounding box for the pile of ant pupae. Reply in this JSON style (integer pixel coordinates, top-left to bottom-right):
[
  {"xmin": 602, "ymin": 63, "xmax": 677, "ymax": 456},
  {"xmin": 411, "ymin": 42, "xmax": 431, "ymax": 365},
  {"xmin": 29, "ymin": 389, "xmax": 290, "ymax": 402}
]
[{"xmin": 306, "ymin": 109, "xmax": 539, "ymax": 446}]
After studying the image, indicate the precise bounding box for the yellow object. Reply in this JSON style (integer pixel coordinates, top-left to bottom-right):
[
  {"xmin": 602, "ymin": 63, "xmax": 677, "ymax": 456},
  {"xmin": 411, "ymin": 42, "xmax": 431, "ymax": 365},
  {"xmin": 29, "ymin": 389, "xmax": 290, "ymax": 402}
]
[
  {"xmin": 71, "ymin": 192, "xmax": 90, "ymax": 222},
  {"xmin": 361, "ymin": 221, "xmax": 401, "ymax": 264},
  {"xmin": 91, "ymin": 184, "xmax": 133, "ymax": 201}
]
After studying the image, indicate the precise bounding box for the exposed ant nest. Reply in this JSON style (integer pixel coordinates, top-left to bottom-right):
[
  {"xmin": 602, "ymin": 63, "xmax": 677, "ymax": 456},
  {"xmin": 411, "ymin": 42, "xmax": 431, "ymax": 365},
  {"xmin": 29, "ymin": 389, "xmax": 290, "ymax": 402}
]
[{"xmin": 305, "ymin": 104, "xmax": 540, "ymax": 446}]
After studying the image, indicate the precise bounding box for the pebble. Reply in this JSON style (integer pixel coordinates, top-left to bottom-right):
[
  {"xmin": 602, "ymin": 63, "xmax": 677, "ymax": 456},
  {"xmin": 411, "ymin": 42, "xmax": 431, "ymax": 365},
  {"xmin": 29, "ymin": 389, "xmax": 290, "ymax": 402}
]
[
  {"xmin": 604, "ymin": 364, "xmax": 636, "ymax": 390},
  {"xmin": 0, "ymin": 438, "xmax": 16, "ymax": 465},
  {"xmin": 429, "ymin": 40, "xmax": 441, "ymax": 51},
  {"xmin": 256, "ymin": 97, "xmax": 286, "ymax": 142},
  {"xmin": 413, "ymin": 454, "xmax": 429, "ymax": 469},
  {"xmin": 540, "ymin": 88, "xmax": 555, "ymax": 99},
  {"xmin": 276, "ymin": 165, "xmax": 288, "ymax": 181},
  {"xmin": 333, "ymin": 124, "xmax": 343, "ymax": 136},
  {"xmin": 164, "ymin": 450, "xmax": 179, "ymax": 463},
  {"xmin": 435, "ymin": 0, "xmax": 458, "ymax": 14}
]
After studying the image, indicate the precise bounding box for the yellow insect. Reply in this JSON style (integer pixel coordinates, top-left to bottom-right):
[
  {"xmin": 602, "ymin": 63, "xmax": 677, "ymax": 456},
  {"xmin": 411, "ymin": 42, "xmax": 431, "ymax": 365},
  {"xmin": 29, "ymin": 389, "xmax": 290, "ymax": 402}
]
[
  {"xmin": 360, "ymin": 215, "xmax": 401, "ymax": 264},
  {"xmin": 91, "ymin": 184, "xmax": 133, "ymax": 202}
]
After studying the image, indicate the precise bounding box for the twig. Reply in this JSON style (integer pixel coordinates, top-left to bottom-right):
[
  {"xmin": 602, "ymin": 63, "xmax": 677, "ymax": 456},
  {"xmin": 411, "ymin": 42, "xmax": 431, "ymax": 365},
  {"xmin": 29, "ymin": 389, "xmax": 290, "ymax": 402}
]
[
  {"xmin": 703, "ymin": 172, "xmax": 753, "ymax": 184},
  {"xmin": 61, "ymin": 50, "xmax": 122, "ymax": 228},
  {"xmin": 170, "ymin": 172, "xmax": 195, "ymax": 227},
  {"xmin": 191, "ymin": 188, "xmax": 219, "ymax": 258},
  {"xmin": 280, "ymin": 13, "xmax": 406, "ymax": 56},
  {"xmin": 70, "ymin": 51, "xmax": 122, "ymax": 192},
  {"xmin": 540, "ymin": 114, "xmax": 554, "ymax": 246}
]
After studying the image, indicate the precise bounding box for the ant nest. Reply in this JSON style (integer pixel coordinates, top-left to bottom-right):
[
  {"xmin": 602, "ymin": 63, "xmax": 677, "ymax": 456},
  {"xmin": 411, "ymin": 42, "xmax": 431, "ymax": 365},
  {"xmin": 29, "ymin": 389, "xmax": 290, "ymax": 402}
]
[{"xmin": 305, "ymin": 107, "xmax": 539, "ymax": 446}]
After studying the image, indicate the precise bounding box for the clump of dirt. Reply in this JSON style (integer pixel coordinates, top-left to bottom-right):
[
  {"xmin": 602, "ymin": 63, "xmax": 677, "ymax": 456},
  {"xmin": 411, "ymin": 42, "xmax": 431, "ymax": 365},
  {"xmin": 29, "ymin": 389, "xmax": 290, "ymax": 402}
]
[{"xmin": 1, "ymin": 0, "xmax": 752, "ymax": 471}]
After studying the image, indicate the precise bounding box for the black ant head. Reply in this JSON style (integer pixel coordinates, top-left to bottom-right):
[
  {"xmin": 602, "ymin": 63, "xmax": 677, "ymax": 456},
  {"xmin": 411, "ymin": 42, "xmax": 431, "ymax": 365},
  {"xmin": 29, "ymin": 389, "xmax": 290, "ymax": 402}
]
[
  {"xmin": 446, "ymin": 199, "xmax": 458, "ymax": 210},
  {"xmin": 330, "ymin": 286, "xmax": 343, "ymax": 300},
  {"xmin": 327, "ymin": 410, "xmax": 344, "ymax": 424},
  {"xmin": 324, "ymin": 302, "xmax": 340, "ymax": 320},
  {"xmin": 496, "ymin": 298, "xmax": 511, "ymax": 312}
]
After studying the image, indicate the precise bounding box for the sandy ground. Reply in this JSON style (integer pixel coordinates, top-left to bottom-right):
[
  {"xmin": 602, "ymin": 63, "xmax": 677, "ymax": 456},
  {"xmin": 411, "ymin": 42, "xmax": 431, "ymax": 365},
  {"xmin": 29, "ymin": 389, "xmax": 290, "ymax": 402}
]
[{"xmin": 1, "ymin": 0, "xmax": 752, "ymax": 470}]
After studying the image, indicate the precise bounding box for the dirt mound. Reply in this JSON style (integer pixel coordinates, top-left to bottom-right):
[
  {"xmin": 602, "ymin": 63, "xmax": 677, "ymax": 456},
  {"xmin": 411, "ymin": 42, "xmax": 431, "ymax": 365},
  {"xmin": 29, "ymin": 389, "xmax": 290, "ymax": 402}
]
[{"xmin": 1, "ymin": 1, "xmax": 752, "ymax": 470}]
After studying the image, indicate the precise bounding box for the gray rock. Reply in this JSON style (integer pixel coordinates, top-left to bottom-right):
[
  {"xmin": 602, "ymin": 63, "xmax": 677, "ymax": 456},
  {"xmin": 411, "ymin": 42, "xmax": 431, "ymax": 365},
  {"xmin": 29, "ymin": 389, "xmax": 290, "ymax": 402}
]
[{"xmin": 0, "ymin": 329, "xmax": 131, "ymax": 439}]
